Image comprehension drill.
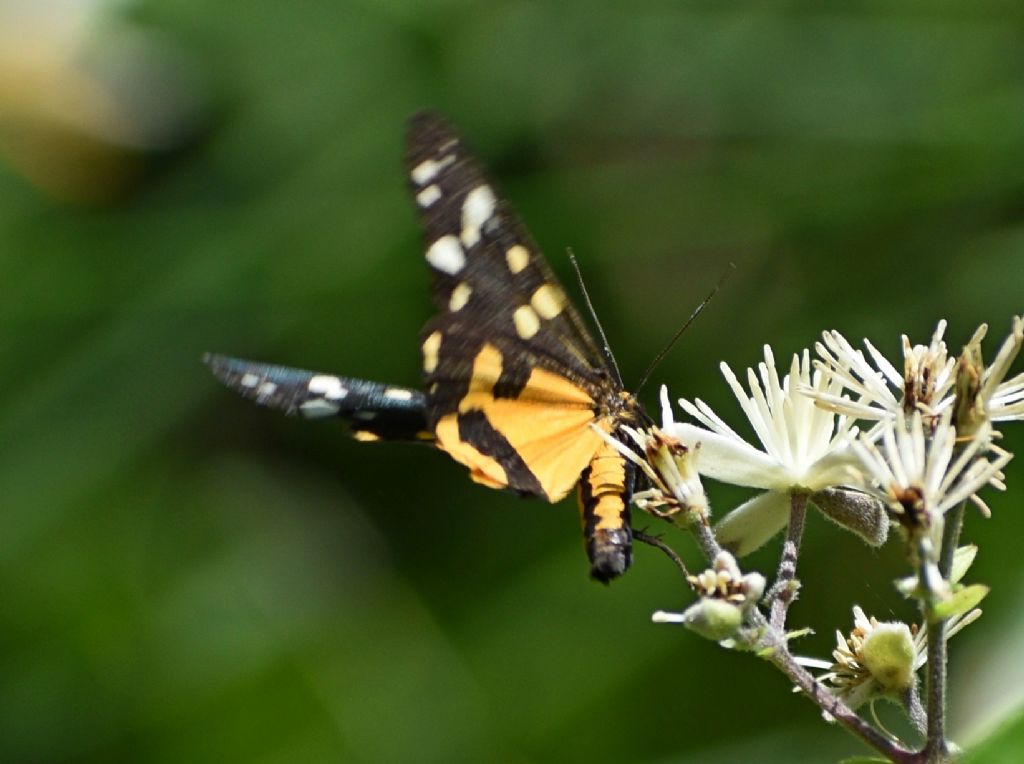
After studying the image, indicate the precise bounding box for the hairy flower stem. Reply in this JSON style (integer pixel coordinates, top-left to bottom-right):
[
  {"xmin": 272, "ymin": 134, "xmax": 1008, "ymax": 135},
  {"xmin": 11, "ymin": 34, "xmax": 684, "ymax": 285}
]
[
  {"xmin": 684, "ymin": 509, "xmax": 723, "ymax": 562},
  {"xmin": 938, "ymin": 502, "xmax": 966, "ymax": 579},
  {"xmin": 923, "ymin": 602, "xmax": 950, "ymax": 761},
  {"xmin": 905, "ymin": 685, "xmax": 927, "ymax": 739},
  {"xmin": 750, "ymin": 611, "xmax": 919, "ymax": 763},
  {"xmin": 922, "ymin": 501, "xmax": 967, "ymax": 762},
  {"xmin": 769, "ymin": 493, "xmax": 808, "ymax": 630}
]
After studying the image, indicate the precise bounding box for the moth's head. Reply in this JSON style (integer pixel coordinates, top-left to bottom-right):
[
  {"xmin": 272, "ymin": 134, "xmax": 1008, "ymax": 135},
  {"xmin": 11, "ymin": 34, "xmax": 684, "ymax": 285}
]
[{"xmin": 615, "ymin": 390, "xmax": 648, "ymax": 423}]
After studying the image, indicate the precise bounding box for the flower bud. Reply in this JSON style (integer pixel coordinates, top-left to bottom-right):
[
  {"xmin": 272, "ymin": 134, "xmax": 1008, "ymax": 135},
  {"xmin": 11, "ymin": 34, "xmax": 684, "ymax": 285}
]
[
  {"xmin": 680, "ymin": 598, "xmax": 744, "ymax": 641},
  {"xmin": 859, "ymin": 622, "xmax": 916, "ymax": 693},
  {"xmin": 811, "ymin": 487, "xmax": 889, "ymax": 547},
  {"xmin": 665, "ymin": 552, "xmax": 765, "ymax": 642}
]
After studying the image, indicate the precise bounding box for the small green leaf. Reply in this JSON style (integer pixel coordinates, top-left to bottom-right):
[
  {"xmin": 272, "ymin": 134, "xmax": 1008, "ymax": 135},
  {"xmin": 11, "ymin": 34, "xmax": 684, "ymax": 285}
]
[
  {"xmin": 932, "ymin": 584, "xmax": 989, "ymax": 621},
  {"xmin": 897, "ymin": 546, "xmax": 977, "ymax": 599},
  {"xmin": 951, "ymin": 544, "xmax": 979, "ymax": 584}
]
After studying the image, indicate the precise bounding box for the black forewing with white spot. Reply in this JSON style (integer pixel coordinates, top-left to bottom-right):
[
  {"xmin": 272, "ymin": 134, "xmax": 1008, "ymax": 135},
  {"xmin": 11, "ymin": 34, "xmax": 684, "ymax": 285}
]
[
  {"xmin": 204, "ymin": 353, "xmax": 430, "ymax": 442},
  {"xmin": 405, "ymin": 111, "xmax": 618, "ymax": 422}
]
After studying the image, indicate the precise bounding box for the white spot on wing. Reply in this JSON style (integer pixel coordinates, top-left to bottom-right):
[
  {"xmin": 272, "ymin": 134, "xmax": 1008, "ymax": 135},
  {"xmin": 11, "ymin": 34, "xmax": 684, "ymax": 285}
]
[
  {"xmin": 416, "ymin": 184, "xmax": 442, "ymax": 207},
  {"xmin": 240, "ymin": 373, "xmax": 260, "ymax": 388},
  {"xmin": 256, "ymin": 381, "xmax": 278, "ymax": 401},
  {"xmin": 506, "ymin": 245, "xmax": 529, "ymax": 274},
  {"xmin": 448, "ymin": 282, "xmax": 472, "ymax": 311},
  {"xmin": 513, "ymin": 305, "xmax": 540, "ymax": 339},
  {"xmin": 425, "ymin": 235, "xmax": 465, "ymax": 274},
  {"xmin": 460, "ymin": 184, "xmax": 496, "ymax": 248},
  {"xmin": 384, "ymin": 388, "xmax": 414, "ymax": 401},
  {"xmin": 300, "ymin": 399, "xmax": 341, "ymax": 418},
  {"xmin": 308, "ymin": 375, "xmax": 349, "ymax": 400},
  {"xmin": 411, "ymin": 154, "xmax": 455, "ymax": 185}
]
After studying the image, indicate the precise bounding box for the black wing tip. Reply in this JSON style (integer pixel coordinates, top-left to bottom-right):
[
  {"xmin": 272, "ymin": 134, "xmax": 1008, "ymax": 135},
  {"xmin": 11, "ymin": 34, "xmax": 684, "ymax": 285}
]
[
  {"xmin": 407, "ymin": 108, "xmax": 449, "ymax": 131},
  {"xmin": 202, "ymin": 353, "xmax": 263, "ymax": 389},
  {"xmin": 203, "ymin": 352, "xmax": 242, "ymax": 377},
  {"xmin": 406, "ymin": 109, "xmax": 460, "ymax": 153}
]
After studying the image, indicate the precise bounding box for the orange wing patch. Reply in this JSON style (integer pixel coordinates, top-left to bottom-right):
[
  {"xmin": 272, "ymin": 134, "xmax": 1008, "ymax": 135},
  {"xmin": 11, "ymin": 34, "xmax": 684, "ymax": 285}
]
[
  {"xmin": 434, "ymin": 415, "xmax": 508, "ymax": 489},
  {"xmin": 433, "ymin": 343, "xmax": 606, "ymax": 501}
]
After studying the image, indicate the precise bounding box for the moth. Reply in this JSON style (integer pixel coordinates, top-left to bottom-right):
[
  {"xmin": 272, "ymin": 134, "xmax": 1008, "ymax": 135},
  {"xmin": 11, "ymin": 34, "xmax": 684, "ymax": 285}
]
[{"xmin": 206, "ymin": 112, "xmax": 651, "ymax": 582}]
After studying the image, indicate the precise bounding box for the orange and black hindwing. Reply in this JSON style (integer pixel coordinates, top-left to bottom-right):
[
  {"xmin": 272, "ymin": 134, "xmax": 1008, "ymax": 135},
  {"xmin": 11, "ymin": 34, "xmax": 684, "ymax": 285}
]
[{"xmin": 205, "ymin": 111, "xmax": 649, "ymax": 582}]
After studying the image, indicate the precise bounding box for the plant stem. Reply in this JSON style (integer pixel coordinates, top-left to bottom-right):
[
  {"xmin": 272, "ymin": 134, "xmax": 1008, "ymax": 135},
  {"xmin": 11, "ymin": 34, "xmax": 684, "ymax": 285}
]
[
  {"xmin": 922, "ymin": 501, "xmax": 966, "ymax": 762},
  {"xmin": 684, "ymin": 508, "xmax": 723, "ymax": 562},
  {"xmin": 905, "ymin": 685, "xmax": 927, "ymax": 740},
  {"xmin": 938, "ymin": 502, "xmax": 965, "ymax": 578},
  {"xmin": 769, "ymin": 492, "xmax": 808, "ymax": 630}
]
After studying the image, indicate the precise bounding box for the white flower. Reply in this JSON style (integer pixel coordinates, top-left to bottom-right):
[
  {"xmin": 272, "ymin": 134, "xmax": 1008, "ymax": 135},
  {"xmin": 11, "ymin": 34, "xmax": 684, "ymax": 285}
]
[
  {"xmin": 848, "ymin": 409, "xmax": 1011, "ymax": 525},
  {"xmin": 808, "ymin": 320, "xmax": 955, "ymax": 425},
  {"xmin": 988, "ymin": 370, "xmax": 1024, "ymax": 422},
  {"xmin": 973, "ymin": 316, "xmax": 1024, "ymax": 423},
  {"xmin": 667, "ymin": 346, "xmax": 863, "ymax": 554},
  {"xmin": 808, "ymin": 317, "xmax": 1024, "ymax": 428},
  {"xmin": 598, "ymin": 387, "xmax": 708, "ymax": 521}
]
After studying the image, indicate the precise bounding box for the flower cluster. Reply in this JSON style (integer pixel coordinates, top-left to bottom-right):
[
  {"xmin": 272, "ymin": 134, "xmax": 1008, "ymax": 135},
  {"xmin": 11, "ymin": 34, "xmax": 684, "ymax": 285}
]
[
  {"xmin": 638, "ymin": 315, "xmax": 1021, "ymax": 738},
  {"xmin": 652, "ymin": 551, "xmax": 765, "ymax": 642},
  {"xmin": 656, "ymin": 318, "xmax": 1021, "ymax": 556}
]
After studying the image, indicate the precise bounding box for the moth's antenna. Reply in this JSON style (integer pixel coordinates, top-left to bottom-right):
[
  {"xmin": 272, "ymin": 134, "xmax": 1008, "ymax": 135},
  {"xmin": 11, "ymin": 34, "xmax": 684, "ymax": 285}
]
[
  {"xmin": 567, "ymin": 248, "xmax": 624, "ymax": 388},
  {"xmin": 634, "ymin": 262, "xmax": 735, "ymax": 393}
]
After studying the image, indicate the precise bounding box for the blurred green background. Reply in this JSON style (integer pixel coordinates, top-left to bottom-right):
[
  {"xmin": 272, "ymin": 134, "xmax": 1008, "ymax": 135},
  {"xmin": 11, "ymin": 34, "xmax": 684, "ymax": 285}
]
[{"xmin": 2, "ymin": 1, "xmax": 1024, "ymax": 762}]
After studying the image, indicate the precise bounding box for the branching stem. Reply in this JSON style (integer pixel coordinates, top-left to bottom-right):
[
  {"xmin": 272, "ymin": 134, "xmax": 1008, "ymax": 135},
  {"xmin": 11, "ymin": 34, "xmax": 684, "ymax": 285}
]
[
  {"xmin": 748, "ymin": 609, "xmax": 920, "ymax": 763},
  {"xmin": 681, "ymin": 509, "xmax": 920, "ymax": 762}
]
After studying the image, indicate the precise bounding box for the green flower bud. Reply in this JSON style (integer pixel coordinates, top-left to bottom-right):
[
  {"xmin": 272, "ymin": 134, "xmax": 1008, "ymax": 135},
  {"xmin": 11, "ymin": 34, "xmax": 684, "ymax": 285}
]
[
  {"xmin": 859, "ymin": 622, "xmax": 916, "ymax": 693},
  {"xmin": 681, "ymin": 598, "xmax": 744, "ymax": 642}
]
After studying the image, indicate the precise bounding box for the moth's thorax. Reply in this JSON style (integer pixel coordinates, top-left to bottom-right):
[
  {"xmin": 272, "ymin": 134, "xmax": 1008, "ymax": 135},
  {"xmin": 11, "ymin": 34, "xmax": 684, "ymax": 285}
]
[{"xmin": 595, "ymin": 388, "xmax": 643, "ymax": 423}]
